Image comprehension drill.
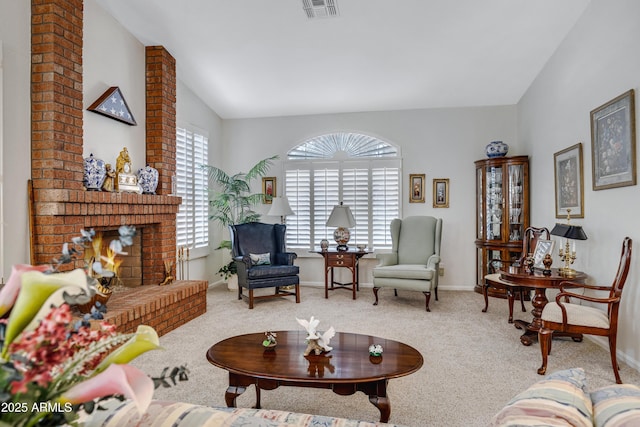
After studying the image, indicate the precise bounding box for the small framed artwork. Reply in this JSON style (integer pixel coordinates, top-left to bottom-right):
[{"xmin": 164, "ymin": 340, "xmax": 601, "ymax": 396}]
[
  {"xmin": 409, "ymin": 174, "xmax": 425, "ymax": 203},
  {"xmin": 532, "ymin": 239, "xmax": 556, "ymax": 269},
  {"xmin": 433, "ymin": 178, "xmax": 449, "ymax": 208},
  {"xmin": 262, "ymin": 177, "xmax": 276, "ymax": 204},
  {"xmin": 554, "ymin": 143, "xmax": 584, "ymax": 218},
  {"xmin": 590, "ymin": 89, "xmax": 636, "ymax": 190}
]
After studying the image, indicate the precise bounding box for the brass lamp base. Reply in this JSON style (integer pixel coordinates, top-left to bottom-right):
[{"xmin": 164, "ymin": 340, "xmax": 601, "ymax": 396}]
[{"xmin": 559, "ymin": 267, "xmax": 577, "ymax": 278}]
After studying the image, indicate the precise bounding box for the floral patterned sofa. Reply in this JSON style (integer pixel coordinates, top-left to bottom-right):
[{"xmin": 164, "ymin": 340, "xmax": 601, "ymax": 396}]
[
  {"xmin": 490, "ymin": 368, "xmax": 640, "ymax": 427},
  {"xmin": 84, "ymin": 399, "xmax": 405, "ymax": 427}
]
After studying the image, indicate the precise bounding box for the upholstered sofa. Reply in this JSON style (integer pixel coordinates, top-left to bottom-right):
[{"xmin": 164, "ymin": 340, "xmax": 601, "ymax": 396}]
[
  {"xmin": 84, "ymin": 399, "xmax": 405, "ymax": 427},
  {"xmin": 490, "ymin": 368, "xmax": 640, "ymax": 426}
]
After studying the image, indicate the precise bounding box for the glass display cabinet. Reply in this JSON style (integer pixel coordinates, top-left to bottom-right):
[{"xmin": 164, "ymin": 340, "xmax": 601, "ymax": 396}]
[{"xmin": 474, "ymin": 156, "xmax": 529, "ymax": 294}]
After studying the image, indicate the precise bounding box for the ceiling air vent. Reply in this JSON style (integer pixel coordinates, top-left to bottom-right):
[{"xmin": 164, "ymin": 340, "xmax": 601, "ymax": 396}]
[{"xmin": 302, "ymin": 0, "xmax": 339, "ymax": 19}]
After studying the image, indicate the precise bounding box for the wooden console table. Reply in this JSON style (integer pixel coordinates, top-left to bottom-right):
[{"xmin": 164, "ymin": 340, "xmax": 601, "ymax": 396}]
[
  {"xmin": 498, "ymin": 267, "xmax": 586, "ymax": 346},
  {"xmin": 314, "ymin": 249, "xmax": 369, "ymax": 299}
]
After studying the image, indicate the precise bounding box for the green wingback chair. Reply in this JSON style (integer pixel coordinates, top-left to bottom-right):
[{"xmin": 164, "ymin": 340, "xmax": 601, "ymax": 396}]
[{"xmin": 372, "ymin": 216, "xmax": 443, "ymax": 311}]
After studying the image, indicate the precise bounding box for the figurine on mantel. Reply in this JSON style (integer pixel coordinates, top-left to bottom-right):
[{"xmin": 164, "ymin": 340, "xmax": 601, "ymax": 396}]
[
  {"xmin": 115, "ymin": 147, "xmax": 142, "ymax": 193},
  {"xmin": 102, "ymin": 163, "xmax": 116, "ymax": 192}
]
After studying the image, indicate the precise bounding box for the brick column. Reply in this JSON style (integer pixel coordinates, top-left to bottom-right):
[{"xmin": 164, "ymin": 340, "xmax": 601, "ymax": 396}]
[
  {"xmin": 31, "ymin": 0, "xmax": 85, "ymax": 266},
  {"xmin": 145, "ymin": 46, "xmax": 176, "ymax": 197},
  {"xmin": 145, "ymin": 46, "xmax": 178, "ymax": 282}
]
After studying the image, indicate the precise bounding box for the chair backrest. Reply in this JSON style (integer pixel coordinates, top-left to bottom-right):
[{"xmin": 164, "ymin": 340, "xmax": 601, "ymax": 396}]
[
  {"xmin": 228, "ymin": 222, "xmax": 287, "ymax": 264},
  {"xmin": 608, "ymin": 237, "xmax": 632, "ymax": 319},
  {"xmin": 391, "ymin": 216, "xmax": 442, "ymax": 265},
  {"xmin": 519, "ymin": 226, "xmax": 551, "ymax": 264}
]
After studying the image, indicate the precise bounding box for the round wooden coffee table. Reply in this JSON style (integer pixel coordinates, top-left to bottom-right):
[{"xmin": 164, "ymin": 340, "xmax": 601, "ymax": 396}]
[{"xmin": 206, "ymin": 330, "xmax": 423, "ymax": 423}]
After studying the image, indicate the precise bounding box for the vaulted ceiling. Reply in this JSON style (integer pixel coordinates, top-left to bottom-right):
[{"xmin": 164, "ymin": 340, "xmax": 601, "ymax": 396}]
[{"xmin": 95, "ymin": 0, "xmax": 590, "ymax": 119}]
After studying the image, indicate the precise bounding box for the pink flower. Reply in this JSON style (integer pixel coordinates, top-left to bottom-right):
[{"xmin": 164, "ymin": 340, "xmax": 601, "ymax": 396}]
[
  {"xmin": 0, "ymin": 264, "xmax": 50, "ymax": 318},
  {"xmin": 59, "ymin": 364, "xmax": 154, "ymax": 414}
]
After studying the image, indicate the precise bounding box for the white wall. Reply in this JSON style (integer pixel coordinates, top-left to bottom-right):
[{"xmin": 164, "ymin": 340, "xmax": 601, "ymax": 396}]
[
  {"xmin": 0, "ymin": 0, "xmax": 31, "ymax": 278},
  {"xmin": 221, "ymin": 106, "xmax": 518, "ymax": 290},
  {"xmin": 176, "ymin": 80, "xmax": 223, "ymax": 284},
  {"xmin": 519, "ymin": 0, "xmax": 640, "ymax": 369},
  {"xmin": 84, "ymin": 0, "xmax": 146, "ymax": 168}
]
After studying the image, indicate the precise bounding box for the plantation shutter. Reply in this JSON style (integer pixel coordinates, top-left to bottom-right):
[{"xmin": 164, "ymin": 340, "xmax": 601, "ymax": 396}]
[
  {"xmin": 372, "ymin": 166, "xmax": 400, "ymax": 248},
  {"xmin": 285, "ymin": 169, "xmax": 311, "ymax": 247},
  {"xmin": 342, "ymin": 167, "xmax": 369, "ymax": 245},
  {"xmin": 176, "ymin": 126, "xmax": 209, "ymax": 255},
  {"xmin": 313, "ymin": 168, "xmax": 340, "ymax": 242}
]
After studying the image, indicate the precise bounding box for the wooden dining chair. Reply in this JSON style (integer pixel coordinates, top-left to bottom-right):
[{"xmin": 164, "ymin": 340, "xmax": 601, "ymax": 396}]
[
  {"xmin": 482, "ymin": 226, "xmax": 550, "ymax": 323},
  {"xmin": 537, "ymin": 237, "xmax": 632, "ymax": 384}
]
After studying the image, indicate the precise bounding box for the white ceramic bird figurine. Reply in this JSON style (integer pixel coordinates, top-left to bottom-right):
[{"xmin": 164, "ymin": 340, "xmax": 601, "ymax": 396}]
[
  {"xmin": 317, "ymin": 326, "xmax": 335, "ymax": 352},
  {"xmin": 296, "ymin": 316, "xmax": 320, "ymax": 340},
  {"xmin": 296, "ymin": 316, "xmax": 335, "ymax": 355}
]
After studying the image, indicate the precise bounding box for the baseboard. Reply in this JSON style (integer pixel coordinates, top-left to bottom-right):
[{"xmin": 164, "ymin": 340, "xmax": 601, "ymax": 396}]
[{"xmin": 587, "ymin": 335, "xmax": 640, "ymax": 374}]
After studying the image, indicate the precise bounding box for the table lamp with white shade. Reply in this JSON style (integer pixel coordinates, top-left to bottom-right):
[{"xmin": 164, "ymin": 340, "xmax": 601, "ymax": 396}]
[
  {"xmin": 268, "ymin": 196, "xmax": 295, "ymax": 224},
  {"xmin": 326, "ymin": 202, "xmax": 356, "ymax": 251}
]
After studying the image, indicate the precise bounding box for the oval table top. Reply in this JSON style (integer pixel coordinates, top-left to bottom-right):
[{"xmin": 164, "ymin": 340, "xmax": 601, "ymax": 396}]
[
  {"xmin": 206, "ymin": 330, "xmax": 423, "ymax": 384},
  {"xmin": 499, "ymin": 267, "xmax": 586, "ymax": 289}
]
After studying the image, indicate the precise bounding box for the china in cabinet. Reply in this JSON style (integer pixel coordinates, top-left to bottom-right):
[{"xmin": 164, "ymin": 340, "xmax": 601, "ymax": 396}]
[{"xmin": 474, "ymin": 156, "xmax": 529, "ymax": 294}]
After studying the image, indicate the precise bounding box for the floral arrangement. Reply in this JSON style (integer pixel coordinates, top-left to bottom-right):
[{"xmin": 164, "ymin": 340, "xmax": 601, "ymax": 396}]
[
  {"xmin": 0, "ymin": 229, "xmax": 182, "ymax": 427},
  {"xmin": 262, "ymin": 331, "xmax": 277, "ymax": 348},
  {"xmin": 368, "ymin": 344, "xmax": 383, "ymax": 357}
]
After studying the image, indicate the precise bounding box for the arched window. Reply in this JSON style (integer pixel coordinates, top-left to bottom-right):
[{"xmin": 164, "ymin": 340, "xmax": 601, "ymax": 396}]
[{"xmin": 285, "ymin": 132, "xmax": 400, "ymax": 250}]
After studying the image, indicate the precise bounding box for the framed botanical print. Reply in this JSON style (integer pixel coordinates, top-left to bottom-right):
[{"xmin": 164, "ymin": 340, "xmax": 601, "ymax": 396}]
[
  {"xmin": 554, "ymin": 143, "xmax": 584, "ymax": 218},
  {"xmin": 262, "ymin": 177, "xmax": 276, "ymax": 204},
  {"xmin": 409, "ymin": 174, "xmax": 425, "ymax": 203},
  {"xmin": 590, "ymin": 89, "xmax": 636, "ymax": 190},
  {"xmin": 433, "ymin": 178, "xmax": 449, "ymax": 208}
]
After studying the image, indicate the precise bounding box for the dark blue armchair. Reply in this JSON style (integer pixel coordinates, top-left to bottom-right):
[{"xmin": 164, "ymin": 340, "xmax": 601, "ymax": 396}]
[{"xmin": 229, "ymin": 222, "xmax": 300, "ymax": 309}]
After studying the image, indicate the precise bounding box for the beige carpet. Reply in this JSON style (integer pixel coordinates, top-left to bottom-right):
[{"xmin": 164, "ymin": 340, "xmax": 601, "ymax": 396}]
[{"xmin": 131, "ymin": 284, "xmax": 640, "ymax": 426}]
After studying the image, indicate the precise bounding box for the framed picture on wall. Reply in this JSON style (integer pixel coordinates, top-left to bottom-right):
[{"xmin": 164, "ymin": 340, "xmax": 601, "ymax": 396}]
[
  {"xmin": 554, "ymin": 143, "xmax": 584, "ymax": 218},
  {"xmin": 262, "ymin": 177, "xmax": 276, "ymax": 204},
  {"xmin": 409, "ymin": 174, "xmax": 425, "ymax": 203},
  {"xmin": 590, "ymin": 89, "xmax": 636, "ymax": 190},
  {"xmin": 433, "ymin": 178, "xmax": 449, "ymax": 208}
]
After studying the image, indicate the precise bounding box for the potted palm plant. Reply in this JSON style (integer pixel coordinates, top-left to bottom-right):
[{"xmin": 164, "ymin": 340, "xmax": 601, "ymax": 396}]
[{"xmin": 203, "ymin": 155, "xmax": 278, "ymax": 288}]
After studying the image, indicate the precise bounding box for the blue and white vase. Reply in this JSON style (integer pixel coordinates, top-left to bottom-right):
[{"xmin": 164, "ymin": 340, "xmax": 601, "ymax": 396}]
[
  {"xmin": 83, "ymin": 153, "xmax": 107, "ymax": 191},
  {"xmin": 137, "ymin": 164, "xmax": 159, "ymax": 194},
  {"xmin": 485, "ymin": 141, "xmax": 509, "ymax": 158}
]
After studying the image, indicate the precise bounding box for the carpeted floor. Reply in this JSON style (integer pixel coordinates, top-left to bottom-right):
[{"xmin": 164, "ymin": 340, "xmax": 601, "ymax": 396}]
[{"xmin": 131, "ymin": 284, "xmax": 640, "ymax": 427}]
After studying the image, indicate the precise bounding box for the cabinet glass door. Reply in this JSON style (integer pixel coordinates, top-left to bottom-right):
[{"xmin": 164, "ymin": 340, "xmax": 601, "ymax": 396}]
[
  {"xmin": 507, "ymin": 164, "xmax": 524, "ymax": 242},
  {"xmin": 485, "ymin": 166, "xmax": 503, "ymax": 241},
  {"xmin": 477, "ymin": 168, "xmax": 483, "ymax": 239}
]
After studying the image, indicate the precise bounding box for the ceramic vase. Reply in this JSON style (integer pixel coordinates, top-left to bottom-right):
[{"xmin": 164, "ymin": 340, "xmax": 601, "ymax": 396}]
[
  {"xmin": 485, "ymin": 141, "xmax": 509, "ymax": 158},
  {"xmin": 137, "ymin": 164, "xmax": 159, "ymax": 194},
  {"xmin": 83, "ymin": 153, "xmax": 107, "ymax": 191}
]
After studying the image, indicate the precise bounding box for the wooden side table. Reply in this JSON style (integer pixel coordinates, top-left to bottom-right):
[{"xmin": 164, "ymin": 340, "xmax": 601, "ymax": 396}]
[
  {"xmin": 499, "ymin": 267, "xmax": 587, "ymax": 346},
  {"xmin": 315, "ymin": 249, "xmax": 369, "ymax": 299}
]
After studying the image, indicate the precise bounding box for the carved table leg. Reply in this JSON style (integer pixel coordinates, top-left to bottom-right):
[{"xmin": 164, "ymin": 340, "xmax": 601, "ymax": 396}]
[
  {"xmin": 369, "ymin": 395, "xmax": 391, "ymax": 423},
  {"xmin": 514, "ymin": 288, "xmax": 548, "ymax": 346},
  {"xmin": 224, "ymin": 385, "xmax": 245, "ymax": 407}
]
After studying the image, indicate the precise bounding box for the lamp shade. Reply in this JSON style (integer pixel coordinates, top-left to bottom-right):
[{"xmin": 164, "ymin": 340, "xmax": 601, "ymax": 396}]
[
  {"xmin": 550, "ymin": 224, "xmax": 588, "ymax": 240},
  {"xmin": 326, "ymin": 202, "xmax": 356, "ymax": 228},
  {"xmin": 268, "ymin": 196, "xmax": 294, "ymax": 217}
]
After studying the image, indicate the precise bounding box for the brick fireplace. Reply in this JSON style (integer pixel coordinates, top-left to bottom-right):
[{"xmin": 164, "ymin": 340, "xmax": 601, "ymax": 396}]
[
  {"xmin": 30, "ymin": 1, "xmax": 180, "ymax": 286},
  {"xmin": 27, "ymin": 0, "xmax": 208, "ymax": 336}
]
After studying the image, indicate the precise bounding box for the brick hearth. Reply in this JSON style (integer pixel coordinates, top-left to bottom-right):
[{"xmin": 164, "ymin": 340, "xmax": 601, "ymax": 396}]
[{"xmin": 103, "ymin": 280, "xmax": 208, "ymax": 336}]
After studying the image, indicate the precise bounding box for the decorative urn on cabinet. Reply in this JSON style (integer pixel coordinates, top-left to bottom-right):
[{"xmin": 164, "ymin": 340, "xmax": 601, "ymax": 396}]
[
  {"xmin": 83, "ymin": 153, "xmax": 107, "ymax": 191},
  {"xmin": 485, "ymin": 141, "xmax": 509, "ymax": 158},
  {"xmin": 137, "ymin": 164, "xmax": 159, "ymax": 194}
]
